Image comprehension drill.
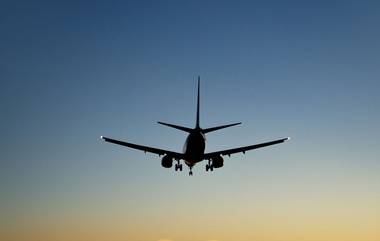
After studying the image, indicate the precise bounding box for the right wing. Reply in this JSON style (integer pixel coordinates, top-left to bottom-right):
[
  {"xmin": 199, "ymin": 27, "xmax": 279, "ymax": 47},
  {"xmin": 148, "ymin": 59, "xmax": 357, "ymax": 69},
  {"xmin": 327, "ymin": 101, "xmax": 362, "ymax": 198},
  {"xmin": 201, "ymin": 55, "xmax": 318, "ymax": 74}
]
[
  {"xmin": 203, "ymin": 137, "xmax": 290, "ymax": 160},
  {"xmin": 101, "ymin": 136, "xmax": 185, "ymax": 160}
]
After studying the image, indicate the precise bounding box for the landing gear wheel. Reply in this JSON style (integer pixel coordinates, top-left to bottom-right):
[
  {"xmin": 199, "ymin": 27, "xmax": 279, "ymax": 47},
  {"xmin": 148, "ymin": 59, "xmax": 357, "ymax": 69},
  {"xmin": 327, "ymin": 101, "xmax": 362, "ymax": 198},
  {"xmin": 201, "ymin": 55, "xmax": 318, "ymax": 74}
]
[
  {"xmin": 206, "ymin": 164, "xmax": 209, "ymax": 171},
  {"xmin": 175, "ymin": 162, "xmax": 183, "ymax": 172},
  {"xmin": 189, "ymin": 171, "xmax": 193, "ymax": 176},
  {"xmin": 210, "ymin": 165, "xmax": 214, "ymax": 172}
]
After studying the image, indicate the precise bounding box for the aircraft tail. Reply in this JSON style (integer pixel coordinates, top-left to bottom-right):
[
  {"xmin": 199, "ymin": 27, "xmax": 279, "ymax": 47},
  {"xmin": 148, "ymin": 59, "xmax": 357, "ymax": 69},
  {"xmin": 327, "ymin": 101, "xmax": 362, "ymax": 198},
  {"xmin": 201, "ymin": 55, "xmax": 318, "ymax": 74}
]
[
  {"xmin": 202, "ymin": 122, "xmax": 242, "ymax": 133},
  {"xmin": 196, "ymin": 76, "xmax": 200, "ymax": 128},
  {"xmin": 157, "ymin": 76, "xmax": 201, "ymax": 133}
]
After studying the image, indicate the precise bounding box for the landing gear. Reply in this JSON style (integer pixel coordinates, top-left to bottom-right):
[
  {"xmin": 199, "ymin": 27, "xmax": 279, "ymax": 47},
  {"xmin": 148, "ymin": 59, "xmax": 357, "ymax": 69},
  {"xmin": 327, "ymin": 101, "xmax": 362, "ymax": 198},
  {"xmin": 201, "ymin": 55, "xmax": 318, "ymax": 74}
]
[
  {"xmin": 175, "ymin": 163, "xmax": 183, "ymax": 171},
  {"xmin": 206, "ymin": 164, "xmax": 214, "ymax": 172},
  {"xmin": 174, "ymin": 160, "xmax": 182, "ymax": 172},
  {"xmin": 206, "ymin": 160, "xmax": 214, "ymax": 172},
  {"xmin": 189, "ymin": 170, "xmax": 193, "ymax": 176}
]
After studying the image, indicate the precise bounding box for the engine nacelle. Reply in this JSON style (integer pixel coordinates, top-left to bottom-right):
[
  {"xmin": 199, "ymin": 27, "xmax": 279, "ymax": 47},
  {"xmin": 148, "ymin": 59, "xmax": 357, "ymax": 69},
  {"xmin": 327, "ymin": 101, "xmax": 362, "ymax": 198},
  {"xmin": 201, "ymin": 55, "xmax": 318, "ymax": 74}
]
[
  {"xmin": 212, "ymin": 155, "xmax": 224, "ymax": 168},
  {"xmin": 161, "ymin": 155, "xmax": 173, "ymax": 168}
]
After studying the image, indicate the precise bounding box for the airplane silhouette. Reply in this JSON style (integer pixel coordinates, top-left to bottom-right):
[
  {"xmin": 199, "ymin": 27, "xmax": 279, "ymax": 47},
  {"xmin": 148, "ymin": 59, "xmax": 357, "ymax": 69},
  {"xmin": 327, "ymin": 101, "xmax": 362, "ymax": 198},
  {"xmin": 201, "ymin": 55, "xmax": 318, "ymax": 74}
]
[{"xmin": 101, "ymin": 77, "xmax": 289, "ymax": 175}]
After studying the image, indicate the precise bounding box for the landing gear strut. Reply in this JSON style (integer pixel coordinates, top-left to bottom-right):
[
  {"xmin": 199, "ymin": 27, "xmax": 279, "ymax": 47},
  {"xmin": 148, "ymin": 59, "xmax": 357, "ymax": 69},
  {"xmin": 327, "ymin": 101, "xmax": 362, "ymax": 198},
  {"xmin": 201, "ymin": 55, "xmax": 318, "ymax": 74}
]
[{"xmin": 189, "ymin": 167, "xmax": 193, "ymax": 176}]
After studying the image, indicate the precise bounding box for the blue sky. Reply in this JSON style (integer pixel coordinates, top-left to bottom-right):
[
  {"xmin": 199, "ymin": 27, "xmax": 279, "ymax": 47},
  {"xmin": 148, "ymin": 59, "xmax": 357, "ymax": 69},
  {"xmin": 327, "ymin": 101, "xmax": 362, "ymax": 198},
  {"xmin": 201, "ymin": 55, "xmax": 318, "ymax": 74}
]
[{"xmin": 1, "ymin": 1, "xmax": 379, "ymax": 241}]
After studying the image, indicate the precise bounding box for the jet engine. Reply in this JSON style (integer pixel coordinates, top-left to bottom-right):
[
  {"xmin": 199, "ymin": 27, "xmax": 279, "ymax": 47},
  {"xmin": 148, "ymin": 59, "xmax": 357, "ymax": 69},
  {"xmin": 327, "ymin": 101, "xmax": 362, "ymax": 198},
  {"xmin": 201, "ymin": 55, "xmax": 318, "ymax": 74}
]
[
  {"xmin": 161, "ymin": 155, "xmax": 173, "ymax": 168},
  {"xmin": 212, "ymin": 155, "xmax": 224, "ymax": 168}
]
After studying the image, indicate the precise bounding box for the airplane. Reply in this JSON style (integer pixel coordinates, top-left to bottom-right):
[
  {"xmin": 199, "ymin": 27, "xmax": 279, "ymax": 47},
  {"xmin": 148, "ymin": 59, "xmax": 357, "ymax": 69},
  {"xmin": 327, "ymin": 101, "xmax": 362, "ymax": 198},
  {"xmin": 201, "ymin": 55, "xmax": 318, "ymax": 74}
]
[{"xmin": 101, "ymin": 76, "xmax": 290, "ymax": 176}]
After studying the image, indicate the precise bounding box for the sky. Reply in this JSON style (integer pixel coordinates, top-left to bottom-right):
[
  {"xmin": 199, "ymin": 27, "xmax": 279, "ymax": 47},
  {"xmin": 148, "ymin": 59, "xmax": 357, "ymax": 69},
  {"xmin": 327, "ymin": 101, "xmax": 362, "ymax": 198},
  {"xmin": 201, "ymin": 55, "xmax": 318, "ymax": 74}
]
[{"xmin": 0, "ymin": 1, "xmax": 379, "ymax": 241}]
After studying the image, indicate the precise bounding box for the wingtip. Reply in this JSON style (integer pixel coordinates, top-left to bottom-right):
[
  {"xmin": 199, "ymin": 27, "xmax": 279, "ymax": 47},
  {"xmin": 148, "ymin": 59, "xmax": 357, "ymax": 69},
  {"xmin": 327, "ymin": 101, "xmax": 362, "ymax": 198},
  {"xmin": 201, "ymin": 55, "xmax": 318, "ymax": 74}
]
[
  {"xmin": 100, "ymin": 135, "xmax": 104, "ymax": 140},
  {"xmin": 286, "ymin": 137, "xmax": 291, "ymax": 140}
]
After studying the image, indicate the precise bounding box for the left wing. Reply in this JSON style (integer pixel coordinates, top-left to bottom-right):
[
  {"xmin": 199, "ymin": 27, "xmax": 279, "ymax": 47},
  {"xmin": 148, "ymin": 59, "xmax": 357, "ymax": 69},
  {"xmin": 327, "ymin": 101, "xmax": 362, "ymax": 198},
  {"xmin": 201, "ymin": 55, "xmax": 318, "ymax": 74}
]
[
  {"xmin": 203, "ymin": 137, "xmax": 290, "ymax": 160},
  {"xmin": 101, "ymin": 136, "xmax": 185, "ymax": 160}
]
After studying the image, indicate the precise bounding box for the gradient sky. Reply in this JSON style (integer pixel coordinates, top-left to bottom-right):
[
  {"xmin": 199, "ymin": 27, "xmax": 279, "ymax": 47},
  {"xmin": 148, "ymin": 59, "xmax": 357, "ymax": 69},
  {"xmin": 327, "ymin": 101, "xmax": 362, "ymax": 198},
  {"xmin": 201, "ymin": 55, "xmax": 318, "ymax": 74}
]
[{"xmin": 1, "ymin": 1, "xmax": 379, "ymax": 241}]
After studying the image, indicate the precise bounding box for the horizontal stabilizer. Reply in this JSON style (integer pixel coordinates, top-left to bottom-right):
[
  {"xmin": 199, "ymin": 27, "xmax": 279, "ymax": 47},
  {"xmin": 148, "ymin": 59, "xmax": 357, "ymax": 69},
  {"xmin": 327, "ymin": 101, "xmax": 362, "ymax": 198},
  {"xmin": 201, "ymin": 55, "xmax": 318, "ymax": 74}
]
[
  {"xmin": 202, "ymin": 122, "xmax": 241, "ymax": 133},
  {"xmin": 157, "ymin": 122, "xmax": 193, "ymax": 133}
]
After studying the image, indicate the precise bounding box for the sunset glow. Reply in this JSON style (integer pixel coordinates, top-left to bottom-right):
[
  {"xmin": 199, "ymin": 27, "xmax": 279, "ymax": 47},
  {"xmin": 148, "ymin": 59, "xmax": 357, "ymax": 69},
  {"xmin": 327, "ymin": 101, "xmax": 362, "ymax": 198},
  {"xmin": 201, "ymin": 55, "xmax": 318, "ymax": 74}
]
[{"xmin": 1, "ymin": 1, "xmax": 379, "ymax": 241}]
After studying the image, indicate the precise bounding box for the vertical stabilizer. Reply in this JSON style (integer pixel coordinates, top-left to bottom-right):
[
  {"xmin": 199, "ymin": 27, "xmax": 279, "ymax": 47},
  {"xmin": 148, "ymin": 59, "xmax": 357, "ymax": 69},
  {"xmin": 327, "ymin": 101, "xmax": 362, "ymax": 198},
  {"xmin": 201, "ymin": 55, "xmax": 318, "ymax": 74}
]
[{"xmin": 196, "ymin": 76, "xmax": 200, "ymax": 128}]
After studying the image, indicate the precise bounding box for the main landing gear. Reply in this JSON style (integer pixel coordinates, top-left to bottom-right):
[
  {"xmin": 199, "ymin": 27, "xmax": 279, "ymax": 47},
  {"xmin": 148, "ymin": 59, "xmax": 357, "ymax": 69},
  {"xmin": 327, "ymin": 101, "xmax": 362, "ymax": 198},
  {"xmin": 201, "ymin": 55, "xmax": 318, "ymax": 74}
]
[
  {"xmin": 175, "ymin": 161, "xmax": 183, "ymax": 171},
  {"xmin": 189, "ymin": 166, "xmax": 193, "ymax": 176},
  {"xmin": 206, "ymin": 159, "xmax": 213, "ymax": 172}
]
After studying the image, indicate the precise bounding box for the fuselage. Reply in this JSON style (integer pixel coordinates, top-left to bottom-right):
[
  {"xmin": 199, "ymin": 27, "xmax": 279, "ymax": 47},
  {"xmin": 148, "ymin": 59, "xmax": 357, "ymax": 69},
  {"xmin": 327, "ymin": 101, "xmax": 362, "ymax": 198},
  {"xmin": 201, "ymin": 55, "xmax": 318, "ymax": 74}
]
[{"xmin": 182, "ymin": 129, "xmax": 206, "ymax": 167}]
